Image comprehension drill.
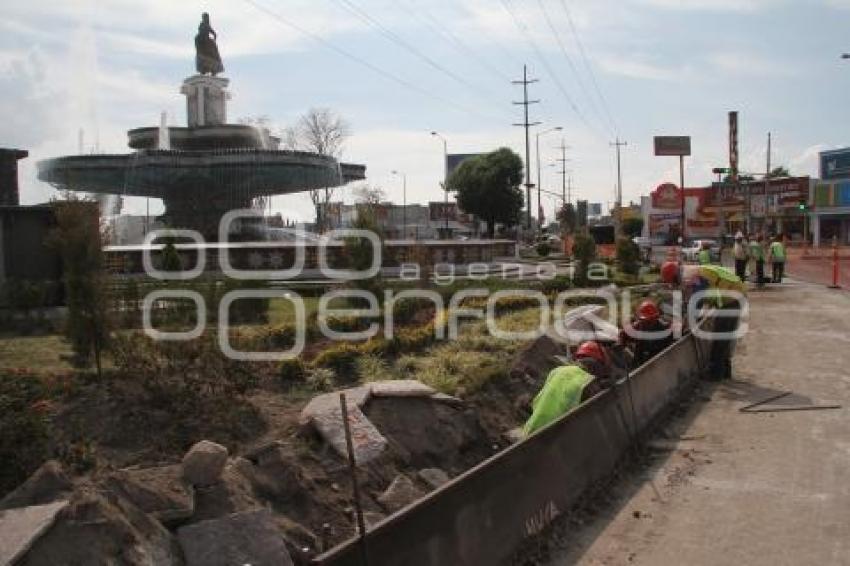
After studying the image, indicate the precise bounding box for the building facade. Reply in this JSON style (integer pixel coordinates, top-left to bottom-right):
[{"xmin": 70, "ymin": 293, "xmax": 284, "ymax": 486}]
[{"xmin": 811, "ymin": 148, "xmax": 850, "ymax": 246}]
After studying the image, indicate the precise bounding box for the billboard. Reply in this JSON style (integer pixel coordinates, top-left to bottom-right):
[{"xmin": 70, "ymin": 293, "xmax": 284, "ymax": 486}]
[
  {"xmin": 819, "ymin": 148, "xmax": 850, "ymax": 181},
  {"xmin": 654, "ymin": 136, "xmax": 691, "ymax": 156},
  {"xmin": 446, "ymin": 153, "xmax": 482, "ymax": 176}
]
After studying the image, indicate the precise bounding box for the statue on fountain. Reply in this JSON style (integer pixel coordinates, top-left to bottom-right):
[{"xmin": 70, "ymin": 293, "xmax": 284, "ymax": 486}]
[{"xmin": 195, "ymin": 12, "xmax": 224, "ymax": 76}]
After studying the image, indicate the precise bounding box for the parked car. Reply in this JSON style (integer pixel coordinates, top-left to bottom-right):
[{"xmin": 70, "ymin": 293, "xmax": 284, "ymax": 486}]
[{"xmin": 681, "ymin": 239, "xmax": 721, "ymax": 262}]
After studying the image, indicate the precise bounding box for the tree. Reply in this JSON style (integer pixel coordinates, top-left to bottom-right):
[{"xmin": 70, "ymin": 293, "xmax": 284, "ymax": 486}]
[
  {"xmin": 48, "ymin": 193, "xmax": 111, "ymax": 376},
  {"xmin": 557, "ymin": 203, "xmax": 578, "ymax": 234},
  {"xmin": 621, "ymin": 217, "xmax": 644, "ymax": 238},
  {"xmin": 283, "ymin": 108, "xmax": 351, "ymax": 232},
  {"xmin": 768, "ymin": 166, "xmax": 790, "ymax": 178},
  {"xmin": 448, "ymin": 148, "xmax": 524, "ymax": 238},
  {"xmin": 616, "ymin": 237, "xmax": 640, "ymax": 276}
]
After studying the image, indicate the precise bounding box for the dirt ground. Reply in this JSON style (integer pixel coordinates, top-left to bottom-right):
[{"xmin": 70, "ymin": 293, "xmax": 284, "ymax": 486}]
[{"xmin": 538, "ymin": 278, "xmax": 850, "ymax": 565}]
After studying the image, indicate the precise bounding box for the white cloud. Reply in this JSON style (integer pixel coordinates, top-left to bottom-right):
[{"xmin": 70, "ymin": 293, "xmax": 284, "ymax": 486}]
[{"xmin": 595, "ymin": 54, "xmax": 686, "ymax": 81}]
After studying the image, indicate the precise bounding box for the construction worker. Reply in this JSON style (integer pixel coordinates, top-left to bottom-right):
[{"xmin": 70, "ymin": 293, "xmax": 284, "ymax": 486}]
[
  {"xmin": 697, "ymin": 241, "xmax": 712, "ymax": 265},
  {"xmin": 660, "ymin": 261, "xmax": 746, "ymax": 380},
  {"xmin": 522, "ymin": 341, "xmax": 613, "ymax": 436},
  {"xmin": 769, "ymin": 234, "xmax": 786, "ymax": 283},
  {"xmin": 749, "ymin": 233, "xmax": 766, "ymax": 287},
  {"xmin": 620, "ymin": 299, "xmax": 674, "ymax": 366},
  {"xmin": 733, "ymin": 232, "xmax": 749, "ymax": 282}
]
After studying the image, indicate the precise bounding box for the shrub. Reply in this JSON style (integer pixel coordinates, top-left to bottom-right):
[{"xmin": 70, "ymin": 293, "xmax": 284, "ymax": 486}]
[
  {"xmin": 541, "ymin": 275, "xmax": 572, "ymax": 294},
  {"xmin": 311, "ymin": 343, "xmax": 362, "ymax": 381},
  {"xmin": 305, "ymin": 368, "xmax": 335, "ymax": 392},
  {"xmin": 535, "ymin": 241, "xmax": 551, "ymax": 257},
  {"xmin": 572, "ymin": 233, "xmax": 597, "ymax": 286},
  {"xmin": 356, "ymin": 354, "xmax": 394, "ymax": 382},
  {"xmin": 616, "ymin": 236, "xmax": 641, "ymax": 276},
  {"xmin": 0, "ymin": 369, "xmax": 50, "ymax": 497}
]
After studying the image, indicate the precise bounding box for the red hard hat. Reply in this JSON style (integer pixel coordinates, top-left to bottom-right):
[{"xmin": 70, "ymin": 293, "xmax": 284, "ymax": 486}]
[
  {"xmin": 575, "ymin": 341, "xmax": 607, "ymax": 365},
  {"xmin": 660, "ymin": 261, "xmax": 679, "ymax": 284},
  {"xmin": 636, "ymin": 299, "xmax": 661, "ymax": 322}
]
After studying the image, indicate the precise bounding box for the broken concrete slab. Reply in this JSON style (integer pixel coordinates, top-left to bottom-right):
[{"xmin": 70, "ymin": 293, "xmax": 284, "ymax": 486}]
[
  {"xmin": 105, "ymin": 464, "xmax": 193, "ymax": 527},
  {"xmin": 19, "ymin": 487, "xmax": 181, "ymax": 565},
  {"xmin": 177, "ymin": 509, "xmax": 293, "ymax": 566},
  {"xmin": 370, "ymin": 379, "xmax": 435, "ymax": 398},
  {"xmin": 378, "ymin": 475, "xmax": 425, "ymax": 513},
  {"xmin": 418, "ymin": 468, "xmax": 450, "ymax": 490},
  {"xmin": 0, "ymin": 460, "xmax": 73, "ymax": 511},
  {"xmin": 299, "ymin": 386, "xmax": 372, "ymax": 426},
  {"xmin": 0, "ymin": 500, "xmax": 67, "ymax": 566},
  {"xmin": 182, "ymin": 440, "xmax": 228, "ymax": 487},
  {"xmin": 431, "ymin": 392, "xmax": 464, "ymax": 406},
  {"xmin": 310, "ymin": 403, "xmax": 387, "ymax": 465}
]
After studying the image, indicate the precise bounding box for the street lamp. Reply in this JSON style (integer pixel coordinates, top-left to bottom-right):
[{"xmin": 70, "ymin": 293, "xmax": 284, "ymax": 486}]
[
  {"xmin": 391, "ymin": 170, "xmax": 407, "ymax": 238},
  {"xmin": 431, "ymin": 131, "xmax": 449, "ymax": 237},
  {"xmin": 536, "ymin": 126, "xmax": 562, "ymax": 226}
]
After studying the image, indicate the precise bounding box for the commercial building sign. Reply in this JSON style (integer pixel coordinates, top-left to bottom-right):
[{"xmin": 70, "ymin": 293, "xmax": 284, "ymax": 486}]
[
  {"xmin": 653, "ymin": 136, "xmax": 691, "ymax": 157},
  {"xmin": 820, "ymin": 147, "xmax": 850, "ymax": 181},
  {"xmin": 651, "ymin": 183, "xmax": 682, "ymax": 209}
]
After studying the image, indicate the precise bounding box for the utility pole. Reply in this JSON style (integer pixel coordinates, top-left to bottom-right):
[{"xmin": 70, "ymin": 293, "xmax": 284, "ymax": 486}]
[
  {"xmin": 554, "ymin": 138, "xmax": 570, "ymax": 204},
  {"xmin": 513, "ymin": 65, "xmax": 541, "ymax": 231},
  {"xmin": 610, "ymin": 138, "xmax": 627, "ymax": 238},
  {"xmin": 765, "ymin": 132, "xmax": 771, "ymax": 233},
  {"xmin": 536, "ymin": 126, "xmax": 562, "ymax": 226}
]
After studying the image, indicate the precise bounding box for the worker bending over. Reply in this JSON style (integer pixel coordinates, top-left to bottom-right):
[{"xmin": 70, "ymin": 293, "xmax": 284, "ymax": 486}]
[
  {"xmin": 523, "ymin": 341, "xmax": 613, "ymax": 436},
  {"xmin": 698, "ymin": 241, "xmax": 712, "ymax": 265},
  {"xmin": 620, "ymin": 299, "xmax": 674, "ymax": 367},
  {"xmin": 660, "ymin": 261, "xmax": 746, "ymax": 380}
]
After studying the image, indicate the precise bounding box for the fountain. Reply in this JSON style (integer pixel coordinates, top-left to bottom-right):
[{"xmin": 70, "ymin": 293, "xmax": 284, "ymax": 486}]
[{"xmin": 37, "ymin": 14, "xmax": 365, "ymax": 240}]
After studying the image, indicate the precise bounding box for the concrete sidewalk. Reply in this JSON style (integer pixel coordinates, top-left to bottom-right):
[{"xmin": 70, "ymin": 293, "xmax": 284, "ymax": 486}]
[{"xmin": 547, "ymin": 279, "xmax": 850, "ymax": 566}]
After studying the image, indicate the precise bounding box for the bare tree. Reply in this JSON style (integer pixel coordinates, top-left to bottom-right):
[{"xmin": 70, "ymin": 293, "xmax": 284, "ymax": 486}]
[{"xmin": 284, "ymin": 108, "xmax": 351, "ymax": 232}]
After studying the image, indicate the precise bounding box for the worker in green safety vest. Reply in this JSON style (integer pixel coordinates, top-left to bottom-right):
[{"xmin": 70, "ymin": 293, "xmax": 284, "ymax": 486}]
[
  {"xmin": 697, "ymin": 241, "xmax": 712, "ymax": 265},
  {"xmin": 661, "ymin": 261, "xmax": 747, "ymax": 380},
  {"xmin": 748, "ymin": 234, "xmax": 766, "ymax": 287},
  {"xmin": 522, "ymin": 341, "xmax": 613, "ymax": 437},
  {"xmin": 768, "ymin": 234, "xmax": 786, "ymax": 283}
]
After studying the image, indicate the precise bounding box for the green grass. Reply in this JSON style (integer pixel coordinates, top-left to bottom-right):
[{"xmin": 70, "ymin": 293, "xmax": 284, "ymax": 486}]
[
  {"xmin": 267, "ymin": 296, "xmax": 319, "ymax": 326},
  {"xmin": 0, "ymin": 334, "xmax": 74, "ymax": 373}
]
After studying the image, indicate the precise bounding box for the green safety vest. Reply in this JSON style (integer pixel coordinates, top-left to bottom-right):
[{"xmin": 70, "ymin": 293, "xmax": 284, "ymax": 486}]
[
  {"xmin": 523, "ymin": 365, "xmax": 594, "ymax": 436},
  {"xmin": 695, "ymin": 264, "xmax": 747, "ymax": 306},
  {"xmin": 749, "ymin": 241, "xmax": 765, "ymax": 261},
  {"xmin": 770, "ymin": 241, "xmax": 786, "ymax": 262},
  {"xmin": 698, "ymin": 249, "xmax": 711, "ymax": 264}
]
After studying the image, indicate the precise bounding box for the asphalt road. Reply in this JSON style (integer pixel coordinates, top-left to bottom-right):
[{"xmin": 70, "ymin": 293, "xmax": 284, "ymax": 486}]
[{"xmin": 543, "ymin": 278, "xmax": 850, "ymax": 565}]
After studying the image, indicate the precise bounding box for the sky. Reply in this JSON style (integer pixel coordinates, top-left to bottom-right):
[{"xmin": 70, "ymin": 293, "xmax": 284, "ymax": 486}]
[{"xmin": 3, "ymin": 0, "xmax": 850, "ymax": 222}]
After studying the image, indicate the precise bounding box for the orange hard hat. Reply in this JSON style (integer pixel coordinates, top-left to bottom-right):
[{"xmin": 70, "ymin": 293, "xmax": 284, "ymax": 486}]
[
  {"xmin": 575, "ymin": 341, "xmax": 607, "ymax": 365},
  {"xmin": 660, "ymin": 261, "xmax": 679, "ymax": 284},
  {"xmin": 636, "ymin": 299, "xmax": 661, "ymax": 322}
]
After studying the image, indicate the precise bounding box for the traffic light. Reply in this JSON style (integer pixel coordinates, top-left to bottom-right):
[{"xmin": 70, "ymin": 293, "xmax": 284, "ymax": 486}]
[{"xmin": 798, "ymin": 200, "xmax": 808, "ymax": 211}]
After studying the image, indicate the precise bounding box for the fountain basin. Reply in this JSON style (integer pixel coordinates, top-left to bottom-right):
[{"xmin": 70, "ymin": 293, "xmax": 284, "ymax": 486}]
[{"xmin": 37, "ymin": 149, "xmax": 366, "ymax": 198}]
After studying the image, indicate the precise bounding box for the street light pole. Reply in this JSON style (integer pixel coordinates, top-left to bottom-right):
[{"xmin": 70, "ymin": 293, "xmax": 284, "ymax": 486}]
[
  {"xmin": 536, "ymin": 126, "xmax": 562, "ymax": 226},
  {"xmin": 391, "ymin": 170, "xmax": 407, "ymax": 238},
  {"xmin": 431, "ymin": 131, "xmax": 449, "ymax": 238}
]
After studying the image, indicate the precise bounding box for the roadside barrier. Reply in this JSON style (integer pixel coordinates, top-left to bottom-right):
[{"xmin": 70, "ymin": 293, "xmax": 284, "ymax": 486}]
[{"xmin": 314, "ymin": 316, "xmax": 717, "ymax": 566}]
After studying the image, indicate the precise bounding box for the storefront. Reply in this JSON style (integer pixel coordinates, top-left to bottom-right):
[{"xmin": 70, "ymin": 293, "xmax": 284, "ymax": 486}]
[{"xmin": 811, "ymin": 148, "xmax": 850, "ymax": 246}]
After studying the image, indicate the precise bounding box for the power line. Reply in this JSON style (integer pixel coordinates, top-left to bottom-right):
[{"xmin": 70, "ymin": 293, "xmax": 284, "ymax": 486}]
[
  {"xmin": 499, "ymin": 0, "xmax": 606, "ymax": 142},
  {"xmin": 513, "ymin": 64, "xmax": 541, "ymax": 230},
  {"xmin": 536, "ymin": 0, "xmax": 613, "ymax": 138},
  {"xmin": 395, "ymin": 0, "xmax": 513, "ymax": 83},
  {"xmin": 559, "ymin": 0, "xmax": 619, "ymax": 134},
  {"xmin": 242, "ymin": 0, "xmax": 500, "ymax": 121},
  {"xmin": 329, "ymin": 0, "xmax": 509, "ymax": 116}
]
